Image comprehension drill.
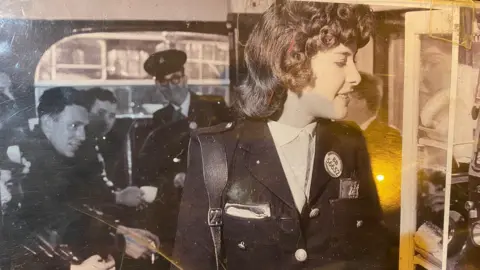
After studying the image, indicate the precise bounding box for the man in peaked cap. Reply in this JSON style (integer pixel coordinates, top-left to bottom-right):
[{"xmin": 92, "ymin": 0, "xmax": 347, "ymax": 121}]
[
  {"xmin": 136, "ymin": 49, "xmax": 233, "ymax": 268},
  {"xmin": 143, "ymin": 49, "xmax": 232, "ymax": 126},
  {"xmin": 140, "ymin": 49, "xmax": 233, "ymax": 180}
]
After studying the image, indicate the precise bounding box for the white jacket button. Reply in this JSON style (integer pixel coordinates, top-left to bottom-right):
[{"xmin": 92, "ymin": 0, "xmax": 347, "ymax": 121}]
[
  {"xmin": 309, "ymin": 208, "xmax": 320, "ymax": 218},
  {"xmin": 294, "ymin": 249, "xmax": 307, "ymax": 262}
]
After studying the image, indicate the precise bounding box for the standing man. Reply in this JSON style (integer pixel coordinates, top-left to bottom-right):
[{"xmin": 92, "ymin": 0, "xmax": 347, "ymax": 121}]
[
  {"xmin": 140, "ymin": 49, "xmax": 233, "ymax": 187},
  {"xmin": 12, "ymin": 87, "xmax": 159, "ymax": 269},
  {"xmin": 345, "ymin": 72, "xmax": 402, "ymax": 250},
  {"xmin": 136, "ymin": 49, "xmax": 233, "ymax": 267},
  {"xmin": 142, "ymin": 49, "xmax": 232, "ymax": 127}
]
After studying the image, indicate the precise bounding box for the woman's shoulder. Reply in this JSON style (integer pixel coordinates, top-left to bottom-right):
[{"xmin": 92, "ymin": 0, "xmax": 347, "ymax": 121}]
[
  {"xmin": 192, "ymin": 119, "xmax": 252, "ymax": 138},
  {"xmin": 193, "ymin": 121, "xmax": 236, "ymax": 136}
]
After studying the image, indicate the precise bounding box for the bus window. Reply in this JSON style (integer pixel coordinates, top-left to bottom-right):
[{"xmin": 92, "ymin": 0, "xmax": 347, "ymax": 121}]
[{"xmin": 34, "ymin": 31, "xmax": 230, "ymax": 119}]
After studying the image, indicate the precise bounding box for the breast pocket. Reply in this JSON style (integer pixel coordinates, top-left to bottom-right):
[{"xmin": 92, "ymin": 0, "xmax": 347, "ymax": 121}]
[
  {"xmin": 329, "ymin": 197, "xmax": 379, "ymax": 232},
  {"xmin": 223, "ymin": 214, "xmax": 284, "ymax": 268},
  {"xmin": 223, "ymin": 212, "xmax": 281, "ymax": 245},
  {"xmin": 328, "ymin": 198, "xmax": 387, "ymax": 260}
]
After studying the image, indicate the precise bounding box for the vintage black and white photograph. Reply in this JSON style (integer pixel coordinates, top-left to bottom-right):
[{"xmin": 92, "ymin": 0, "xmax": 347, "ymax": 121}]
[{"xmin": 0, "ymin": 0, "xmax": 476, "ymax": 270}]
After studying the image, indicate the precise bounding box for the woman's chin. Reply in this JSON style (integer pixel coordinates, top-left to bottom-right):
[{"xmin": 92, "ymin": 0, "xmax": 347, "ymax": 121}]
[{"xmin": 314, "ymin": 111, "xmax": 346, "ymax": 121}]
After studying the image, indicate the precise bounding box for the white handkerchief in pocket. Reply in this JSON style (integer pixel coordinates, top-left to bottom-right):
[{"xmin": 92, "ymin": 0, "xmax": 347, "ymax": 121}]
[{"xmin": 224, "ymin": 203, "xmax": 271, "ymax": 219}]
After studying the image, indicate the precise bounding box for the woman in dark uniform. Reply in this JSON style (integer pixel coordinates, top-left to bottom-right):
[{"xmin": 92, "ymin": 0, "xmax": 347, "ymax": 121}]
[{"xmin": 172, "ymin": 2, "xmax": 392, "ymax": 270}]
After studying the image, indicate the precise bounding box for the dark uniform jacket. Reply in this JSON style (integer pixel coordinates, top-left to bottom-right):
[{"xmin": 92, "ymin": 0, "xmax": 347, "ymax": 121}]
[
  {"xmin": 150, "ymin": 91, "xmax": 232, "ymax": 128},
  {"xmin": 172, "ymin": 119, "xmax": 392, "ymax": 270},
  {"xmin": 9, "ymin": 127, "xmax": 120, "ymax": 269},
  {"xmin": 138, "ymin": 92, "xmax": 233, "ymax": 190},
  {"xmin": 136, "ymin": 92, "xmax": 233, "ymax": 257}
]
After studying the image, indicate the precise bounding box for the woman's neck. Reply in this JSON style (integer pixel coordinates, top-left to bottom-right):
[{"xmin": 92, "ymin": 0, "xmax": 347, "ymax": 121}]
[{"xmin": 276, "ymin": 92, "xmax": 315, "ymax": 128}]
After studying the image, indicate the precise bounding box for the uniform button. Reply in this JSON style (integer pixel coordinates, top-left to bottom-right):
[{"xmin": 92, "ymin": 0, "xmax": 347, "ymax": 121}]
[
  {"xmin": 294, "ymin": 249, "xmax": 307, "ymax": 262},
  {"xmin": 189, "ymin": 122, "xmax": 198, "ymax": 129},
  {"xmin": 237, "ymin": 241, "xmax": 246, "ymax": 250},
  {"xmin": 356, "ymin": 220, "xmax": 363, "ymax": 228},
  {"xmin": 309, "ymin": 208, "xmax": 320, "ymax": 218}
]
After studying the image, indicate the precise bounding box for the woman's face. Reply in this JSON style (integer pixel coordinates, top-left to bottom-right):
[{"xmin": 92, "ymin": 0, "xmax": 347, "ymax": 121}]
[{"xmin": 299, "ymin": 43, "xmax": 361, "ymax": 120}]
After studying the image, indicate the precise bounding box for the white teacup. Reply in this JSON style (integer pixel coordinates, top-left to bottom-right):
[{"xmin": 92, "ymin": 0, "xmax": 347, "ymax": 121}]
[{"xmin": 140, "ymin": 186, "xmax": 158, "ymax": 203}]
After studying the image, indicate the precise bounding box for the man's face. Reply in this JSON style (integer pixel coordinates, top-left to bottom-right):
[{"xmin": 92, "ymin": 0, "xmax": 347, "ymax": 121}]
[
  {"xmin": 298, "ymin": 43, "xmax": 361, "ymax": 120},
  {"xmin": 155, "ymin": 70, "xmax": 189, "ymax": 106},
  {"xmin": 89, "ymin": 99, "xmax": 117, "ymax": 136},
  {"xmin": 345, "ymin": 91, "xmax": 368, "ymax": 124},
  {"xmin": 43, "ymin": 105, "xmax": 89, "ymax": 158}
]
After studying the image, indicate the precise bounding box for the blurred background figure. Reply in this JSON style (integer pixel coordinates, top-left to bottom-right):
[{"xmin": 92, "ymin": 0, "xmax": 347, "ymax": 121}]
[
  {"xmin": 345, "ymin": 71, "xmax": 402, "ymax": 239},
  {"xmin": 0, "ymin": 72, "xmax": 29, "ymax": 148},
  {"xmin": 418, "ymin": 43, "xmax": 474, "ymax": 170},
  {"xmin": 0, "ymin": 72, "xmax": 15, "ymax": 102}
]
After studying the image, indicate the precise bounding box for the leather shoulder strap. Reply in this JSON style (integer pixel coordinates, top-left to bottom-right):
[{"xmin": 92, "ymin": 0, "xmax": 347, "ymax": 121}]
[{"xmin": 194, "ymin": 133, "xmax": 228, "ymax": 270}]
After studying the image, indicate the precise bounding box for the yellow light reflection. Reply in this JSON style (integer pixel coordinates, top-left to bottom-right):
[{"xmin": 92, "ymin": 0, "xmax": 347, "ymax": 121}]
[{"xmin": 370, "ymin": 158, "xmax": 402, "ymax": 212}]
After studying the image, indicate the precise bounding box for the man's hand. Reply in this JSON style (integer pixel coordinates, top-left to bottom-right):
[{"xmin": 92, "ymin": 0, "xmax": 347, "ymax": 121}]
[
  {"xmin": 70, "ymin": 254, "xmax": 115, "ymax": 270},
  {"xmin": 173, "ymin": 172, "xmax": 186, "ymax": 188},
  {"xmin": 117, "ymin": 226, "xmax": 160, "ymax": 260},
  {"xmin": 115, "ymin": 186, "xmax": 145, "ymax": 207}
]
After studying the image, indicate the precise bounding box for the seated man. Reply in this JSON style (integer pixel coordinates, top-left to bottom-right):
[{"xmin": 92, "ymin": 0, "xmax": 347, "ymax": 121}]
[
  {"xmin": 10, "ymin": 87, "xmax": 159, "ymax": 269},
  {"xmin": 77, "ymin": 87, "xmax": 145, "ymax": 211}
]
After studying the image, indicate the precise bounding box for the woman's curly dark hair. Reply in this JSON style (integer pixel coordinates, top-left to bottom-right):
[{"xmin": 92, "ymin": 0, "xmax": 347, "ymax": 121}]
[{"xmin": 234, "ymin": 2, "xmax": 375, "ymax": 119}]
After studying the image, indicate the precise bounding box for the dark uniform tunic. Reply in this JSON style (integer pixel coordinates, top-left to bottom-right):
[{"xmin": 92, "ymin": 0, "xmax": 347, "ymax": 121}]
[
  {"xmin": 172, "ymin": 119, "xmax": 392, "ymax": 270},
  {"xmin": 136, "ymin": 92, "xmax": 233, "ymax": 258},
  {"xmin": 9, "ymin": 127, "xmax": 120, "ymax": 269}
]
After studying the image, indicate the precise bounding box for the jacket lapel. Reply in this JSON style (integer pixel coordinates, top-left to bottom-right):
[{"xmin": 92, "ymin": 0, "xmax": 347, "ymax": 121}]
[
  {"xmin": 188, "ymin": 93, "xmax": 203, "ymax": 125},
  {"xmin": 238, "ymin": 120, "xmax": 296, "ymax": 210},
  {"xmin": 188, "ymin": 92, "xmax": 198, "ymax": 116},
  {"xmin": 308, "ymin": 119, "xmax": 339, "ymax": 203}
]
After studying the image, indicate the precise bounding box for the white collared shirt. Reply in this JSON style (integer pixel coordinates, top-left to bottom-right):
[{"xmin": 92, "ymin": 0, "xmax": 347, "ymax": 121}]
[
  {"xmin": 268, "ymin": 121, "xmax": 317, "ymax": 212},
  {"xmin": 172, "ymin": 92, "xmax": 191, "ymax": 117},
  {"xmin": 360, "ymin": 115, "xmax": 377, "ymax": 131}
]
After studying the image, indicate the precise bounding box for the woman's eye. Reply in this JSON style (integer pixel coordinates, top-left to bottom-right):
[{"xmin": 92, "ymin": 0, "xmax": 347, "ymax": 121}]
[{"xmin": 335, "ymin": 62, "xmax": 347, "ymax": 67}]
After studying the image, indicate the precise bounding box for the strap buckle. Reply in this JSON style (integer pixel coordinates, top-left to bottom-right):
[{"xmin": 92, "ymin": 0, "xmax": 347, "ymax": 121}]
[{"xmin": 208, "ymin": 208, "xmax": 223, "ymax": 227}]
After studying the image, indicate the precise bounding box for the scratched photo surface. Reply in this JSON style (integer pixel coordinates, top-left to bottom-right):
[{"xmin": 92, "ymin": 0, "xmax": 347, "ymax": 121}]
[{"xmin": 0, "ymin": 1, "xmax": 474, "ymax": 270}]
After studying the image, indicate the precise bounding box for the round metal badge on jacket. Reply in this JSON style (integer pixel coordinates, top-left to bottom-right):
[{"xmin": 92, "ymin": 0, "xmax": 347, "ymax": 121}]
[{"xmin": 324, "ymin": 151, "xmax": 343, "ymax": 178}]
